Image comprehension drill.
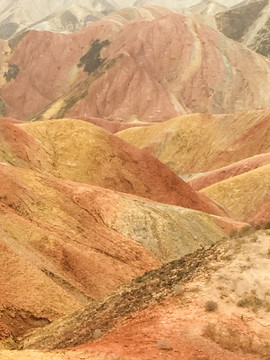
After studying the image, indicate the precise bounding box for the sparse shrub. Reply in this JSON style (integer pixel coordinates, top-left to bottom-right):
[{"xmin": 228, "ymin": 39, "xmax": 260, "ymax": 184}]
[
  {"xmin": 250, "ymin": 234, "xmax": 258, "ymax": 242},
  {"xmin": 0, "ymin": 337, "xmax": 18, "ymax": 350},
  {"xmin": 173, "ymin": 283, "xmax": 183, "ymax": 296},
  {"xmin": 203, "ymin": 323, "xmax": 216, "ymax": 339},
  {"xmin": 229, "ymin": 229, "xmax": 238, "ymax": 238},
  {"xmin": 156, "ymin": 338, "xmax": 172, "ymax": 350},
  {"xmin": 264, "ymin": 220, "xmax": 270, "ymax": 229},
  {"xmin": 93, "ymin": 328, "xmax": 103, "ymax": 340},
  {"xmin": 237, "ymin": 295, "xmax": 264, "ymax": 312},
  {"xmin": 205, "ymin": 300, "xmax": 218, "ymax": 312}
]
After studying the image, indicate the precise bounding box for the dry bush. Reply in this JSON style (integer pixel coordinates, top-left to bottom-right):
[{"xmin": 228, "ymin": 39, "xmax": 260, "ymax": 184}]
[
  {"xmin": 156, "ymin": 338, "xmax": 172, "ymax": 350},
  {"xmin": 93, "ymin": 328, "xmax": 103, "ymax": 340},
  {"xmin": 237, "ymin": 295, "xmax": 265, "ymax": 312},
  {"xmin": 173, "ymin": 283, "xmax": 184, "ymax": 296},
  {"xmin": 0, "ymin": 337, "xmax": 18, "ymax": 350},
  {"xmin": 205, "ymin": 301, "xmax": 218, "ymax": 312}
]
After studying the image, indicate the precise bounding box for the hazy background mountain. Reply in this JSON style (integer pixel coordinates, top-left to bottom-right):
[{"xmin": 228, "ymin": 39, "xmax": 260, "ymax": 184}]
[{"xmin": 0, "ymin": 0, "xmax": 248, "ymax": 39}]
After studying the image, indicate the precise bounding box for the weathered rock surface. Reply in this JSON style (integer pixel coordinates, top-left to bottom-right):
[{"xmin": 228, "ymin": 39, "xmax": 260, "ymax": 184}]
[
  {"xmin": 0, "ymin": 161, "xmax": 244, "ymax": 340},
  {"xmin": 201, "ymin": 164, "xmax": 270, "ymax": 224},
  {"xmin": 216, "ymin": 0, "xmax": 270, "ymax": 57},
  {"xmin": 117, "ymin": 109, "xmax": 270, "ymax": 175},
  {"xmin": 0, "ymin": 0, "xmax": 121, "ymax": 39},
  {"xmin": 189, "ymin": 152, "xmax": 270, "ymax": 190},
  {"xmin": 1, "ymin": 10, "xmax": 270, "ymax": 122},
  {"xmin": 19, "ymin": 230, "xmax": 270, "ymax": 360},
  {"xmin": 0, "ymin": 163, "xmax": 160, "ymax": 338},
  {"xmin": 0, "ymin": 117, "xmax": 227, "ymax": 216}
]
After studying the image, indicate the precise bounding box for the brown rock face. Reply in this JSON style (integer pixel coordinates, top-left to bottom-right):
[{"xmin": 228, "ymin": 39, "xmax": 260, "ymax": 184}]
[
  {"xmin": 216, "ymin": 0, "xmax": 270, "ymax": 57},
  {"xmin": 0, "ymin": 9, "xmax": 270, "ymax": 122}
]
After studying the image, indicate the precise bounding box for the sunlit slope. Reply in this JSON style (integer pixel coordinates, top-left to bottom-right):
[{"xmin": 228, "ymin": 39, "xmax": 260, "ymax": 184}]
[
  {"xmin": 117, "ymin": 110, "xmax": 270, "ymax": 175},
  {"xmin": 19, "ymin": 230, "xmax": 270, "ymax": 359},
  {"xmin": 0, "ymin": 236, "xmax": 82, "ymax": 340},
  {"xmin": 1, "ymin": 10, "xmax": 270, "ymax": 121},
  {"xmin": 0, "ymin": 117, "xmax": 226, "ymax": 216},
  {"xmin": 189, "ymin": 153, "xmax": 270, "ymax": 191},
  {"xmin": 0, "ymin": 164, "xmax": 160, "ymax": 300},
  {"xmin": 0, "ymin": 162, "xmax": 245, "ymax": 340},
  {"xmin": 201, "ymin": 164, "xmax": 270, "ymax": 224},
  {"xmin": 103, "ymin": 195, "xmax": 245, "ymax": 263},
  {"xmin": 0, "ymin": 162, "xmax": 160, "ymax": 338}
]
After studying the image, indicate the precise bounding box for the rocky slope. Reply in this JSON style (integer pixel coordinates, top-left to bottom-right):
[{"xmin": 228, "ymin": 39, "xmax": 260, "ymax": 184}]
[
  {"xmin": 0, "ymin": 117, "xmax": 227, "ymax": 216},
  {"xmin": 117, "ymin": 109, "xmax": 270, "ymax": 176},
  {"xmin": 0, "ymin": 10, "xmax": 270, "ymax": 122},
  {"xmin": 186, "ymin": 0, "xmax": 228, "ymax": 15},
  {"xmin": 189, "ymin": 152, "xmax": 270, "ymax": 190},
  {"xmin": 216, "ymin": 0, "xmax": 270, "ymax": 57},
  {"xmin": 0, "ymin": 161, "xmax": 245, "ymax": 341},
  {"xmin": 0, "ymin": 164, "xmax": 161, "ymax": 339},
  {"xmin": 201, "ymin": 164, "xmax": 270, "ymax": 224},
  {"xmin": 16, "ymin": 229, "xmax": 270, "ymax": 360}
]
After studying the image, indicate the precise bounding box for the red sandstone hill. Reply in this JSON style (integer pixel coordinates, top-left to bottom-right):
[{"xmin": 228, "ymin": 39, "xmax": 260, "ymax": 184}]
[
  {"xmin": 189, "ymin": 152, "xmax": 270, "ymax": 191},
  {"xmin": 0, "ymin": 162, "xmax": 246, "ymax": 341},
  {"xmin": 117, "ymin": 110, "xmax": 270, "ymax": 175},
  {"xmin": 0, "ymin": 117, "xmax": 227, "ymax": 217},
  {"xmin": 0, "ymin": 8, "xmax": 270, "ymax": 122},
  {"xmin": 18, "ymin": 230, "xmax": 270, "ymax": 360}
]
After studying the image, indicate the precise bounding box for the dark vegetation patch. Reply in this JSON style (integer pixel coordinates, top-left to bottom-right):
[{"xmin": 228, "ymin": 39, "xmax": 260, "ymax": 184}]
[
  {"xmin": 32, "ymin": 55, "xmax": 117, "ymax": 121},
  {"xmin": 78, "ymin": 39, "xmax": 110, "ymax": 74},
  {"xmin": 4, "ymin": 64, "xmax": 20, "ymax": 82}
]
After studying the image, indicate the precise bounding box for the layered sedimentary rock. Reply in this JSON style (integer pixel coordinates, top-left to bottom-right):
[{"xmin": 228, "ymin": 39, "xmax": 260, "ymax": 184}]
[
  {"xmin": 0, "ymin": 10, "xmax": 270, "ymax": 122},
  {"xmin": 216, "ymin": 0, "xmax": 270, "ymax": 57},
  {"xmin": 0, "ymin": 117, "xmax": 227, "ymax": 216},
  {"xmin": 0, "ymin": 163, "xmax": 160, "ymax": 339},
  {"xmin": 20, "ymin": 230, "xmax": 270, "ymax": 360},
  {"xmin": 189, "ymin": 152, "xmax": 270, "ymax": 190},
  {"xmin": 0, "ymin": 162, "xmax": 244, "ymax": 340},
  {"xmin": 201, "ymin": 164, "xmax": 270, "ymax": 224},
  {"xmin": 117, "ymin": 110, "xmax": 270, "ymax": 175}
]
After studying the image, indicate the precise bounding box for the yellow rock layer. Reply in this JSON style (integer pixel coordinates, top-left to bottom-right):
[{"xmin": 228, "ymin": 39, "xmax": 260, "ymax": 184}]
[
  {"xmin": 117, "ymin": 109, "xmax": 270, "ymax": 175},
  {"xmin": 201, "ymin": 164, "xmax": 270, "ymax": 222}
]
